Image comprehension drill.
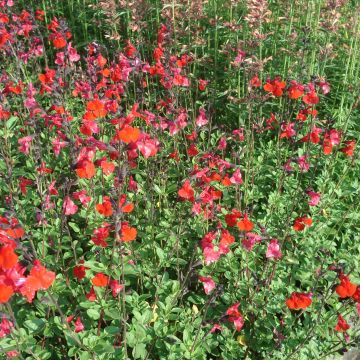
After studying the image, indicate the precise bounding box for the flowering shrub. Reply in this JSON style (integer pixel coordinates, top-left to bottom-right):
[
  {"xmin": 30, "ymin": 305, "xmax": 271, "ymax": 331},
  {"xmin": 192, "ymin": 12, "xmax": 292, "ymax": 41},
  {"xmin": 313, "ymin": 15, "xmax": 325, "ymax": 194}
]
[{"xmin": 0, "ymin": 1, "xmax": 359, "ymax": 359}]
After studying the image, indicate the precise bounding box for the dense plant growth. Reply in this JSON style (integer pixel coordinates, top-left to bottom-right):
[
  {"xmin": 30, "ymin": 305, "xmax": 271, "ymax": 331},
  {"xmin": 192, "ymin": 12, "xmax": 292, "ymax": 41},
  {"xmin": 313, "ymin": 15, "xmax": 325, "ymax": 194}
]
[{"xmin": 0, "ymin": 0, "xmax": 359, "ymax": 359}]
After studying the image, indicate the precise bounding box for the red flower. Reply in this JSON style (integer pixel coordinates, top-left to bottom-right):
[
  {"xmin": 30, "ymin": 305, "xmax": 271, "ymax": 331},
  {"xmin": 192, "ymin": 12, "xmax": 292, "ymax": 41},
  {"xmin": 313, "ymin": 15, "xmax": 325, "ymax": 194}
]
[
  {"xmin": 334, "ymin": 315, "xmax": 350, "ymax": 332},
  {"xmin": 120, "ymin": 223, "xmax": 137, "ymax": 242},
  {"xmin": 91, "ymin": 273, "xmax": 109, "ymax": 287},
  {"xmin": 178, "ymin": 180, "xmax": 195, "ymax": 202},
  {"xmin": 0, "ymin": 245, "xmax": 18, "ymax": 270},
  {"xmin": 226, "ymin": 302, "xmax": 244, "ymax": 331},
  {"xmin": 100, "ymin": 161, "xmax": 115, "ymax": 175},
  {"xmin": 335, "ymin": 275, "xmax": 357, "ymax": 298},
  {"xmin": 288, "ymin": 81, "xmax": 304, "ymax": 99},
  {"xmin": 20, "ymin": 261, "xmax": 56, "ymax": 303},
  {"xmin": 263, "ymin": 76, "xmax": 286, "ymax": 97},
  {"xmin": 249, "ymin": 75, "xmax": 261, "ymax": 88},
  {"xmin": 86, "ymin": 99, "xmax": 107, "ymax": 119},
  {"xmin": 74, "ymin": 317, "xmax": 84, "ymax": 332},
  {"xmin": 52, "ymin": 34, "xmax": 66, "ymax": 49},
  {"xmin": 225, "ymin": 210, "xmax": 242, "ymax": 227},
  {"xmin": 339, "ymin": 140, "xmax": 356, "ymax": 157},
  {"xmin": 286, "ymin": 292, "xmax": 312, "ymax": 310},
  {"xmin": 293, "ymin": 216, "xmax": 312, "ymax": 231},
  {"xmin": 237, "ymin": 214, "xmax": 254, "ymax": 232},
  {"xmin": 116, "ymin": 126, "xmax": 141, "ymax": 144},
  {"xmin": 198, "ymin": 79, "xmax": 208, "ymax": 91},
  {"xmin": 86, "ymin": 286, "xmax": 97, "ymax": 301},
  {"xmin": 76, "ymin": 160, "xmax": 96, "ymax": 179},
  {"xmin": 96, "ymin": 196, "xmax": 113, "ymax": 217},
  {"xmin": 303, "ymin": 91, "xmax": 319, "ymax": 105},
  {"xmin": 125, "ymin": 40, "xmax": 137, "ymax": 57},
  {"xmin": 73, "ymin": 261, "xmax": 87, "ymax": 281},
  {"xmin": 0, "ymin": 284, "xmax": 14, "ymax": 304},
  {"xmin": 352, "ymin": 286, "xmax": 360, "ymax": 303},
  {"xmin": 199, "ymin": 276, "xmax": 216, "ymax": 295}
]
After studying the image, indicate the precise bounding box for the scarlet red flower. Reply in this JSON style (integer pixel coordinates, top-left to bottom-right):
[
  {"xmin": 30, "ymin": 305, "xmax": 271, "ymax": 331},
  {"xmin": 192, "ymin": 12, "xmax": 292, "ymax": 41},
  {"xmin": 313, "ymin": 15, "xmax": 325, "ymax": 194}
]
[
  {"xmin": 225, "ymin": 210, "xmax": 242, "ymax": 227},
  {"xmin": 96, "ymin": 196, "xmax": 113, "ymax": 217},
  {"xmin": 76, "ymin": 160, "xmax": 96, "ymax": 179},
  {"xmin": 263, "ymin": 76, "xmax": 286, "ymax": 97},
  {"xmin": 0, "ymin": 284, "xmax": 14, "ymax": 304},
  {"xmin": 334, "ymin": 315, "xmax": 350, "ymax": 332},
  {"xmin": 73, "ymin": 261, "xmax": 87, "ymax": 281},
  {"xmin": 335, "ymin": 275, "xmax": 357, "ymax": 298},
  {"xmin": 286, "ymin": 292, "xmax": 312, "ymax": 310},
  {"xmin": 120, "ymin": 223, "xmax": 137, "ymax": 242},
  {"xmin": 85, "ymin": 99, "xmax": 107, "ymax": 119},
  {"xmin": 187, "ymin": 144, "xmax": 199, "ymax": 157},
  {"xmin": 116, "ymin": 126, "xmax": 141, "ymax": 144},
  {"xmin": 219, "ymin": 229, "xmax": 235, "ymax": 247},
  {"xmin": 20, "ymin": 260, "xmax": 56, "ymax": 302},
  {"xmin": 249, "ymin": 75, "xmax": 261, "ymax": 88},
  {"xmin": 52, "ymin": 34, "xmax": 66, "ymax": 49},
  {"xmin": 237, "ymin": 214, "xmax": 254, "ymax": 232},
  {"xmin": 293, "ymin": 216, "xmax": 312, "ymax": 231},
  {"xmin": 339, "ymin": 140, "xmax": 356, "ymax": 157},
  {"xmin": 178, "ymin": 180, "xmax": 195, "ymax": 202},
  {"xmin": 91, "ymin": 273, "xmax": 109, "ymax": 287},
  {"xmin": 303, "ymin": 91, "xmax": 319, "ymax": 105},
  {"xmin": 100, "ymin": 160, "xmax": 115, "ymax": 175},
  {"xmin": 288, "ymin": 81, "xmax": 304, "ymax": 99},
  {"xmin": 0, "ymin": 246, "xmax": 18, "ymax": 270},
  {"xmin": 125, "ymin": 40, "xmax": 137, "ymax": 57}
]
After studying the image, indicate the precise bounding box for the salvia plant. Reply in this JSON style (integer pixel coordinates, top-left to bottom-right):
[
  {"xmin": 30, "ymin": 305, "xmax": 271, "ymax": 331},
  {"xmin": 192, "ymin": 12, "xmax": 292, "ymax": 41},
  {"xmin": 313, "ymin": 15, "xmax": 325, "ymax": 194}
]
[{"xmin": 0, "ymin": 0, "xmax": 359, "ymax": 359}]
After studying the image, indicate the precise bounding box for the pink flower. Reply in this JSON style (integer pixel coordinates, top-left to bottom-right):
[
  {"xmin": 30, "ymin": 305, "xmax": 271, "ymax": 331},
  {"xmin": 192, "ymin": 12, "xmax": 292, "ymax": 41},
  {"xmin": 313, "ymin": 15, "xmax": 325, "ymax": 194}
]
[
  {"xmin": 67, "ymin": 42, "xmax": 80, "ymax": 62},
  {"xmin": 283, "ymin": 159, "xmax": 294, "ymax": 173},
  {"xmin": 72, "ymin": 190, "xmax": 91, "ymax": 206},
  {"xmin": 230, "ymin": 168, "xmax": 243, "ymax": 185},
  {"xmin": 307, "ymin": 191, "xmax": 321, "ymax": 206},
  {"xmin": 233, "ymin": 50, "xmax": 246, "ymax": 66},
  {"xmin": 110, "ymin": 280, "xmax": 124, "ymax": 297},
  {"xmin": 136, "ymin": 134, "xmax": 159, "ymax": 158},
  {"xmin": 226, "ymin": 303, "xmax": 244, "ymax": 331},
  {"xmin": 6, "ymin": 351, "xmax": 19, "ymax": 359},
  {"xmin": 63, "ymin": 196, "xmax": 78, "ymax": 216},
  {"xmin": 217, "ymin": 136, "xmax": 227, "ymax": 150},
  {"xmin": 357, "ymin": 303, "xmax": 360, "ymax": 316},
  {"xmin": 266, "ymin": 239, "xmax": 282, "ymax": 259},
  {"xmin": 74, "ymin": 317, "xmax": 84, "ymax": 333},
  {"xmin": 210, "ymin": 324, "xmax": 222, "ymax": 333},
  {"xmin": 199, "ymin": 276, "xmax": 216, "ymax": 295},
  {"xmin": 52, "ymin": 137, "xmax": 68, "ymax": 157},
  {"xmin": 318, "ymin": 81, "xmax": 330, "ymax": 95},
  {"xmin": 232, "ymin": 128, "xmax": 245, "ymax": 141},
  {"xmin": 18, "ymin": 136, "xmax": 32, "ymax": 154},
  {"xmin": 232, "ymin": 316, "xmax": 245, "ymax": 331},
  {"xmin": 0, "ymin": 317, "xmax": 13, "ymax": 338},
  {"xmin": 242, "ymin": 232, "xmax": 262, "ymax": 251},
  {"xmin": 280, "ymin": 122, "xmax": 296, "ymax": 139},
  {"xmin": 196, "ymin": 108, "xmax": 208, "ymax": 127},
  {"xmin": 297, "ymin": 155, "xmax": 310, "ymax": 172},
  {"xmin": 203, "ymin": 245, "xmax": 221, "ymax": 265}
]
